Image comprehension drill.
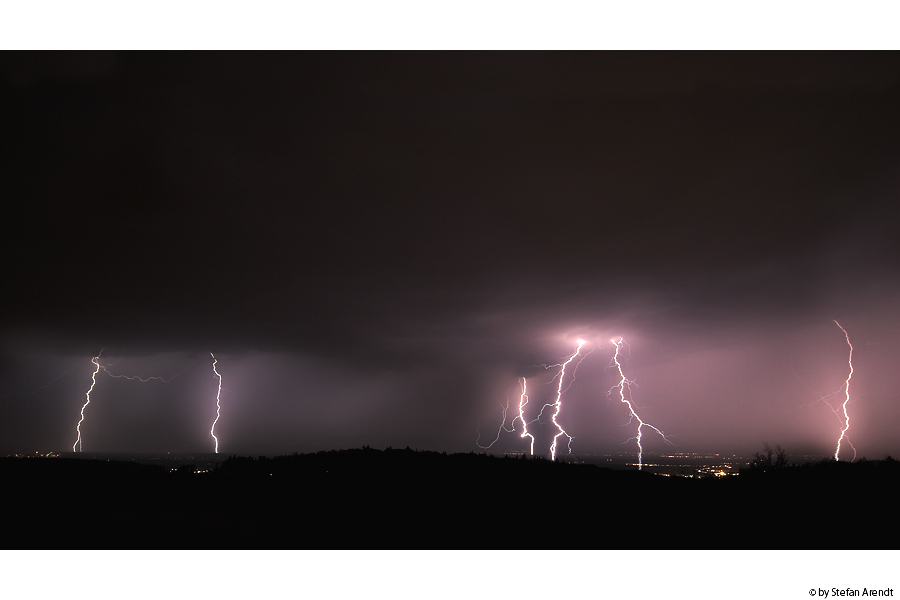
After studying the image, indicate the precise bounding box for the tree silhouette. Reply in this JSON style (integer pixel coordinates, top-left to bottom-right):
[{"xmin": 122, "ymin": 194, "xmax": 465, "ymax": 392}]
[{"xmin": 747, "ymin": 443, "xmax": 788, "ymax": 473}]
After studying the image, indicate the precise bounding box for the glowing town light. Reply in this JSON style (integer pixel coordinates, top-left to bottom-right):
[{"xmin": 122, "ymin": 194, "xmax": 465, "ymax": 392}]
[
  {"xmin": 210, "ymin": 353, "xmax": 222, "ymax": 453},
  {"xmin": 608, "ymin": 337, "xmax": 673, "ymax": 470},
  {"xmin": 547, "ymin": 340, "xmax": 586, "ymax": 461},
  {"xmin": 833, "ymin": 321, "xmax": 855, "ymax": 462},
  {"xmin": 73, "ymin": 356, "xmax": 101, "ymax": 452}
]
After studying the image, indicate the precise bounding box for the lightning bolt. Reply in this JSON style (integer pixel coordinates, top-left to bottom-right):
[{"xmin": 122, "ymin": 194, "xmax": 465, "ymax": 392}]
[
  {"xmin": 608, "ymin": 337, "xmax": 673, "ymax": 470},
  {"xmin": 73, "ymin": 356, "xmax": 102, "ymax": 452},
  {"xmin": 544, "ymin": 340, "xmax": 587, "ymax": 461},
  {"xmin": 833, "ymin": 321, "xmax": 856, "ymax": 462},
  {"xmin": 516, "ymin": 378, "xmax": 535, "ymax": 456},
  {"xmin": 800, "ymin": 322, "xmax": 858, "ymax": 461},
  {"xmin": 210, "ymin": 353, "xmax": 222, "ymax": 454}
]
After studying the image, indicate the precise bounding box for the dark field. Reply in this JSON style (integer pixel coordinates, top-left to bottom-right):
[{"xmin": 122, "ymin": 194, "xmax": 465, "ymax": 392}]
[{"xmin": 3, "ymin": 448, "xmax": 898, "ymax": 549}]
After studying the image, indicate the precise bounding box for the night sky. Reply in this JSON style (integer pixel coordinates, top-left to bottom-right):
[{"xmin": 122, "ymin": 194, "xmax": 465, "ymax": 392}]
[{"xmin": 3, "ymin": 51, "xmax": 900, "ymax": 460}]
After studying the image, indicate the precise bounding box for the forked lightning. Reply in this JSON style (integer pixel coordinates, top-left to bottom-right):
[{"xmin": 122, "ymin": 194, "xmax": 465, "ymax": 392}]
[{"xmin": 608, "ymin": 337, "xmax": 673, "ymax": 470}]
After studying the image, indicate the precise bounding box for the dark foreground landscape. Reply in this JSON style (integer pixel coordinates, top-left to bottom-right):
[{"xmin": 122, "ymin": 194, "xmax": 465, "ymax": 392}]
[{"xmin": 3, "ymin": 448, "xmax": 898, "ymax": 549}]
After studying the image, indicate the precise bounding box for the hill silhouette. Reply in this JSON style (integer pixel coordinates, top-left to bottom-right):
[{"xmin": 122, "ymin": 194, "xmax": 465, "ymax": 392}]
[{"xmin": 2, "ymin": 448, "xmax": 897, "ymax": 549}]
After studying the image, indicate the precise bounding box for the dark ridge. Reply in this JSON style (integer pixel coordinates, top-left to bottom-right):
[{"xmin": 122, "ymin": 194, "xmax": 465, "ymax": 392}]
[{"xmin": 2, "ymin": 450, "xmax": 896, "ymax": 550}]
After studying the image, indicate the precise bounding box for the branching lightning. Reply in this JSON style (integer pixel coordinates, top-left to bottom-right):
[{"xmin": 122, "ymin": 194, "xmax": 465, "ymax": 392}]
[
  {"xmin": 18, "ymin": 360, "xmax": 84, "ymax": 399},
  {"xmin": 73, "ymin": 356, "xmax": 101, "ymax": 452},
  {"xmin": 476, "ymin": 378, "xmax": 539, "ymax": 454},
  {"xmin": 70, "ymin": 354, "xmax": 195, "ymax": 453},
  {"xmin": 476, "ymin": 340, "xmax": 589, "ymax": 459},
  {"xmin": 475, "ymin": 386, "xmax": 516, "ymax": 450},
  {"xmin": 210, "ymin": 353, "xmax": 223, "ymax": 454},
  {"xmin": 546, "ymin": 340, "xmax": 587, "ymax": 461},
  {"xmin": 608, "ymin": 337, "xmax": 673, "ymax": 470},
  {"xmin": 99, "ymin": 361, "xmax": 195, "ymax": 383}
]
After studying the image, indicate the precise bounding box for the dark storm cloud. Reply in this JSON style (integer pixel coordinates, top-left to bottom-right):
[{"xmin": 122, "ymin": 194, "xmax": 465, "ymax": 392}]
[{"xmin": 3, "ymin": 52, "xmax": 900, "ymax": 456}]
